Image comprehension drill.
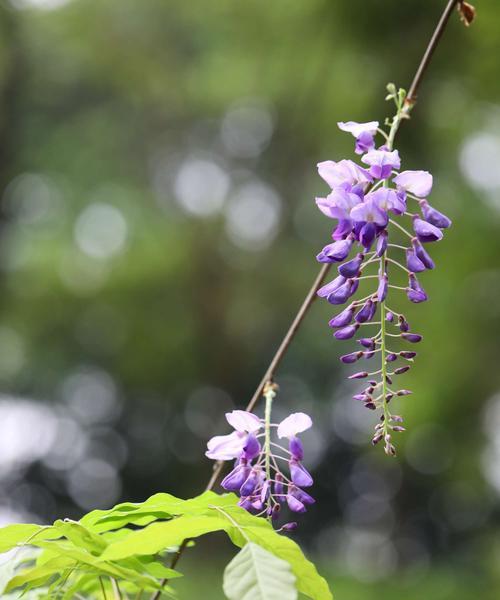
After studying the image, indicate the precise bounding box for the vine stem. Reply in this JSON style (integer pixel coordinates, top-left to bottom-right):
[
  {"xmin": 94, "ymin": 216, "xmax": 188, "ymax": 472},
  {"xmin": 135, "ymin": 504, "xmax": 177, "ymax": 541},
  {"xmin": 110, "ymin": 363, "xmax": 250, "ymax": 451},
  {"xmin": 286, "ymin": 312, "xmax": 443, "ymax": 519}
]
[{"xmin": 150, "ymin": 1, "xmax": 466, "ymax": 597}]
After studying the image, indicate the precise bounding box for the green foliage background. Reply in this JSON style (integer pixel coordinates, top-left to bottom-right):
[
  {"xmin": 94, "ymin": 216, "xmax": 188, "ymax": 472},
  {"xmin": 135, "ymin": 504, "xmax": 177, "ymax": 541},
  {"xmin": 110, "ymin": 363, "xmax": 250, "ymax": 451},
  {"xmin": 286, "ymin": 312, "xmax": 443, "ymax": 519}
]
[{"xmin": 0, "ymin": 0, "xmax": 500, "ymax": 597}]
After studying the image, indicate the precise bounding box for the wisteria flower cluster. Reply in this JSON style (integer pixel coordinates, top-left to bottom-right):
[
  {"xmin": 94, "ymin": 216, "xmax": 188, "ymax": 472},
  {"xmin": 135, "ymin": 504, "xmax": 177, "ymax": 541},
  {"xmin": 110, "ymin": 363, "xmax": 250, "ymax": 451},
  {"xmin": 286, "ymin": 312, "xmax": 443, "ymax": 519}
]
[
  {"xmin": 206, "ymin": 405, "xmax": 314, "ymax": 524},
  {"xmin": 315, "ymin": 90, "xmax": 451, "ymax": 455}
]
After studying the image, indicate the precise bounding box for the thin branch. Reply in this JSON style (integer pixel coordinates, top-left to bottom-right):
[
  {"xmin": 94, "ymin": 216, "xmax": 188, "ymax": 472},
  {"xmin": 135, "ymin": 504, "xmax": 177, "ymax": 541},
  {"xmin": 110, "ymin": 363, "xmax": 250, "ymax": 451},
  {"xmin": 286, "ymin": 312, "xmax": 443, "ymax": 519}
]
[
  {"xmin": 404, "ymin": 0, "xmax": 461, "ymax": 109},
  {"xmin": 150, "ymin": 1, "xmax": 469, "ymax": 597}
]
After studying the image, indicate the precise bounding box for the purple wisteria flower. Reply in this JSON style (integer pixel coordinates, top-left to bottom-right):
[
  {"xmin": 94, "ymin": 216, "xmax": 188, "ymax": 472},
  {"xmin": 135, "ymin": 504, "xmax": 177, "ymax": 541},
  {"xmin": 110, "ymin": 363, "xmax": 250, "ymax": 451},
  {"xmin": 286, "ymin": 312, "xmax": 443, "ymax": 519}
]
[
  {"xmin": 314, "ymin": 102, "xmax": 451, "ymax": 455},
  {"xmin": 337, "ymin": 121, "xmax": 379, "ymax": 154},
  {"xmin": 206, "ymin": 410, "xmax": 315, "ymax": 520}
]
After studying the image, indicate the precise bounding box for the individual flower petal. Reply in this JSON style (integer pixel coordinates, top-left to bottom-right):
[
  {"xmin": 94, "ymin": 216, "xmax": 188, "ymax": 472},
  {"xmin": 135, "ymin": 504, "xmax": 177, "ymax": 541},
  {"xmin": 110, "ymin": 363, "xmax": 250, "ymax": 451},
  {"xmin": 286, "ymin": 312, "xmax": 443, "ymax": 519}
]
[
  {"xmin": 355, "ymin": 130, "xmax": 376, "ymax": 155},
  {"xmin": 338, "ymin": 253, "xmax": 364, "ymax": 277},
  {"xmin": 406, "ymin": 249, "xmax": 426, "ymax": 272},
  {"xmin": 377, "ymin": 272, "xmax": 388, "ymax": 302},
  {"xmin": 337, "ymin": 120, "xmax": 379, "ymax": 137},
  {"xmin": 317, "ymin": 275, "xmax": 346, "ymax": 298},
  {"xmin": 413, "ymin": 217, "xmax": 443, "ymax": 243},
  {"xmin": 240, "ymin": 468, "xmax": 262, "ymax": 497},
  {"xmin": 286, "ymin": 494, "xmax": 306, "ymax": 513},
  {"xmin": 225, "ymin": 410, "xmax": 262, "ymax": 433},
  {"xmin": 277, "ymin": 412, "xmax": 313, "ymax": 439},
  {"xmin": 289, "ymin": 460, "xmax": 313, "ymax": 487},
  {"xmin": 334, "ymin": 324, "xmax": 359, "ymax": 339},
  {"xmin": 316, "ymin": 238, "xmax": 353, "ymax": 263},
  {"xmin": 289, "ymin": 485, "xmax": 315, "ymax": 506},
  {"xmin": 355, "ymin": 299, "xmax": 375, "ymax": 323},
  {"xmin": 274, "ymin": 472, "xmax": 285, "ymax": 498},
  {"xmin": 329, "ymin": 306, "xmax": 355, "ymax": 328},
  {"xmin": 289, "ymin": 436, "xmax": 304, "ymax": 461},
  {"xmin": 376, "ymin": 230, "xmax": 388, "ymax": 256},
  {"xmin": 361, "ymin": 149, "xmax": 401, "ymax": 179},
  {"xmin": 242, "ymin": 433, "xmax": 261, "ymax": 460},
  {"xmin": 412, "ymin": 238, "xmax": 435, "ymax": 269},
  {"xmin": 327, "ymin": 279, "xmax": 357, "ymax": 305},
  {"xmin": 393, "ymin": 170, "xmax": 433, "ymax": 197},
  {"xmin": 318, "ymin": 159, "xmax": 372, "ymax": 189},
  {"xmin": 420, "ymin": 200, "xmax": 451, "ymax": 229},
  {"xmin": 369, "ymin": 188, "xmax": 406, "ymax": 215},
  {"xmin": 350, "ymin": 198, "xmax": 388, "ymax": 226},
  {"xmin": 221, "ymin": 462, "xmax": 251, "ymax": 491},
  {"xmin": 205, "ymin": 431, "xmax": 246, "ymax": 460},
  {"xmin": 359, "ymin": 222, "xmax": 377, "ymax": 250}
]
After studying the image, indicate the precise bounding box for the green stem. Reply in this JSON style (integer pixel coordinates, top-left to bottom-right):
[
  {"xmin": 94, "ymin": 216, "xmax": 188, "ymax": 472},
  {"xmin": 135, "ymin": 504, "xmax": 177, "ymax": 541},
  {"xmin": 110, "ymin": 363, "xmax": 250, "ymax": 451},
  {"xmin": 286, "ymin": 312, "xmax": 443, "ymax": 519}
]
[
  {"xmin": 380, "ymin": 102, "xmax": 406, "ymax": 446},
  {"xmin": 263, "ymin": 385, "xmax": 276, "ymax": 490}
]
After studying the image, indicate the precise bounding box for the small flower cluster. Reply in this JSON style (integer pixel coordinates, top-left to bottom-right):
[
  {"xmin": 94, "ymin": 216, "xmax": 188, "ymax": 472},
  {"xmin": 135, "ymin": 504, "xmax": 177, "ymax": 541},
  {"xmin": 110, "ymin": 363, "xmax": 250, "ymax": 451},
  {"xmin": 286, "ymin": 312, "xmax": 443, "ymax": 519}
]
[
  {"xmin": 315, "ymin": 95, "xmax": 451, "ymax": 454},
  {"xmin": 206, "ymin": 408, "xmax": 314, "ymax": 522}
]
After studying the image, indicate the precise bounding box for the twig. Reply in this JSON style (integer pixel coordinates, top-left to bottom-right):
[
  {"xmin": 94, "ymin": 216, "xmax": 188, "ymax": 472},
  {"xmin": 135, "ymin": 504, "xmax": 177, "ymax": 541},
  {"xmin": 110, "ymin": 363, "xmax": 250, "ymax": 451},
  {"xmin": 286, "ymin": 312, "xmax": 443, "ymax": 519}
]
[
  {"xmin": 150, "ymin": 1, "xmax": 469, "ymax": 597},
  {"xmin": 404, "ymin": 0, "xmax": 462, "ymax": 109}
]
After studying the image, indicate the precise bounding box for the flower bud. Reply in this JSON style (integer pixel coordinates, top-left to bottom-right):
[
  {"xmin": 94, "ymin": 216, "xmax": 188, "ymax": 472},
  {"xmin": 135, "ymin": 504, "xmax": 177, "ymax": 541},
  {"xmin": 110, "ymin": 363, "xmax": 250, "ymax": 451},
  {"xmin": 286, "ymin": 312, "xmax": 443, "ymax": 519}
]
[
  {"xmin": 329, "ymin": 306, "xmax": 355, "ymax": 328},
  {"xmin": 339, "ymin": 253, "xmax": 364, "ymax": 277},
  {"xmin": 394, "ymin": 366, "xmax": 410, "ymax": 375},
  {"xmin": 281, "ymin": 521, "xmax": 298, "ymax": 532},
  {"xmin": 401, "ymin": 333, "xmax": 422, "ymax": 343},
  {"xmin": 348, "ymin": 371, "xmax": 368, "ymax": 379},
  {"xmin": 334, "ymin": 324, "xmax": 359, "ymax": 340},
  {"xmin": 406, "ymin": 249, "xmax": 426, "ymax": 273},
  {"xmin": 413, "ymin": 217, "xmax": 443, "ymax": 243},
  {"xmin": 340, "ymin": 351, "xmax": 363, "ymax": 364},
  {"xmin": 419, "ymin": 199, "xmax": 451, "ymax": 229},
  {"xmin": 386, "ymin": 353, "xmax": 397, "ymax": 362},
  {"xmin": 412, "ymin": 238, "xmax": 435, "ymax": 269},
  {"xmin": 358, "ymin": 337, "xmax": 375, "ymax": 349},
  {"xmin": 400, "ymin": 351, "xmax": 416, "ymax": 359},
  {"xmin": 376, "ymin": 230, "xmax": 388, "ymax": 257},
  {"xmin": 316, "ymin": 238, "xmax": 353, "ymax": 263},
  {"xmin": 355, "ymin": 299, "xmax": 375, "ymax": 323}
]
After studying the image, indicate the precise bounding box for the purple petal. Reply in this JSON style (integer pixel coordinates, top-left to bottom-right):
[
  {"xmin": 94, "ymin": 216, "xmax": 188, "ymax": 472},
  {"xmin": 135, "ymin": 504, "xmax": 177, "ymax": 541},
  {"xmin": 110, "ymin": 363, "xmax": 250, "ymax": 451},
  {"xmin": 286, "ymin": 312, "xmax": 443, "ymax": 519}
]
[
  {"xmin": 242, "ymin": 433, "xmax": 261, "ymax": 460},
  {"xmin": 338, "ymin": 253, "xmax": 364, "ymax": 277},
  {"xmin": 334, "ymin": 324, "xmax": 359, "ymax": 340},
  {"xmin": 406, "ymin": 249, "xmax": 426, "ymax": 273},
  {"xmin": 221, "ymin": 463, "xmax": 251, "ymax": 491},
  {"xmin": 377, "ymin": 272, "xmax": 388, "ymax": 302},
  {"xmin": 277, "ymin": 412, "xmax": 313, "ymax": 439},
  {"xmin": 355, "ymin": 299, "xmax": 375, "ymax": 323},
  {"xmin": 240, "ymin": 469, "xmax": 261, "ymax": 497},
  {"xmin": 420, "ymin": 200, "xmax": 451, "ymax": 229},
  {"xmin": 317, "ymin": 275, "xmax": 346, "ymax": 298},
  {"xmin": 329, "ymin": 306, "xmax": 355, "ymax": 328},
  {"xmin": 225, "ymin": 410, "xmax": 262, "ymax": 433},
  {"xmin": 205, "ymin": 431, "xmax": 246, "ymax": 460},
  {"xmin": 361, "ymin": 149, "xmax": 401, "ymax": 179},
  {"xmin": 289, "ymin": 460, "xmax": 313, "ymax": 487},
  {"xmin": 289, "ymin": 485, "xmax": 315, "ymax": 506},
  {"xmin": 337, "ymin": 120, "xmax": 379, "ymax": 137},
  {"xmin": 316, "ymin": 238, "xmax": 353, "ymax": 263},
  {"xmin": 413, "ymin": 218, "xmax": 443, "ymax": 243},
  {"xmin": 289, "ymin": 436, "xmax": 304, "ymax": 461},
  {"xmin": 286, "ymin": 494, "xmax": 306, "ymax": 513},
  {"xmin": 393, "ymin": 170, "xmax": 433, "ymax": 197},
  {"xmin": 376, "ymin": 230, "xmax": 388, "ymax": 257},
  {"xmin": 412, "ymin": 238, "xmax": 435, "ymax": 269},
  {"xmin": 355, "ymin": 131, "xmax": 376, "ymax": 155}
]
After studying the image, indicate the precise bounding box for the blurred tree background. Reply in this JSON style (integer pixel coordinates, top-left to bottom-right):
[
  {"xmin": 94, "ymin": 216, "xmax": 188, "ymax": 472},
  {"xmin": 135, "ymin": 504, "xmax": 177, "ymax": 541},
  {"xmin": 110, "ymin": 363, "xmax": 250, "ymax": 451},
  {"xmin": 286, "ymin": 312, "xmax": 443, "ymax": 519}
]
[{"xmin": 0, "ymin": 0, "xmax": 500, "ymax": 598}]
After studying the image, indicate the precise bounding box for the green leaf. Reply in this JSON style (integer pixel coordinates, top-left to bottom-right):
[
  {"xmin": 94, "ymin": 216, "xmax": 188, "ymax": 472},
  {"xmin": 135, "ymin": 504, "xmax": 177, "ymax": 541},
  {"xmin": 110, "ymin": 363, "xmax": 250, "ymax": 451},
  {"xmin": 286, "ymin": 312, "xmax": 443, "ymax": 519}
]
[
  {"xmin": 82, "ymin": 490, "xmax": 236, "ymax": 533},
  {"xmin": 211, "ymin": 505, "xmax": 332, "ymax": 600},
  {"xmin": 223, "ymin": 542, "xmax": 297, "ymax": 600},
  {"xmin": 4, "ymin": 556, "xmax": 75, "ymax": 593},
  {"xmin": 0, "ymin": 524, "xmax": 54, "ymax": 554},
  {"xmin": 100, "ymin": 513, "xmax": 231, "ymax": 561}
]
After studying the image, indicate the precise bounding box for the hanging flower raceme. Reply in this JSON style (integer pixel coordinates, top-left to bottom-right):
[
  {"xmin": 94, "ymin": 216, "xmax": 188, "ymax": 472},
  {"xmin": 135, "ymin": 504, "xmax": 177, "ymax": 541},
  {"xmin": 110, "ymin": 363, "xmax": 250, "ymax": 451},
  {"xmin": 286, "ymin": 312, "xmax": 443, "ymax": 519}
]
[
  {"xmin": 206, "ymin": 405, "xmax": 314, "ymax": 525},
  {"xmin": 315, "ymin": 88, "xmax": 451, "ymax": 455}
]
